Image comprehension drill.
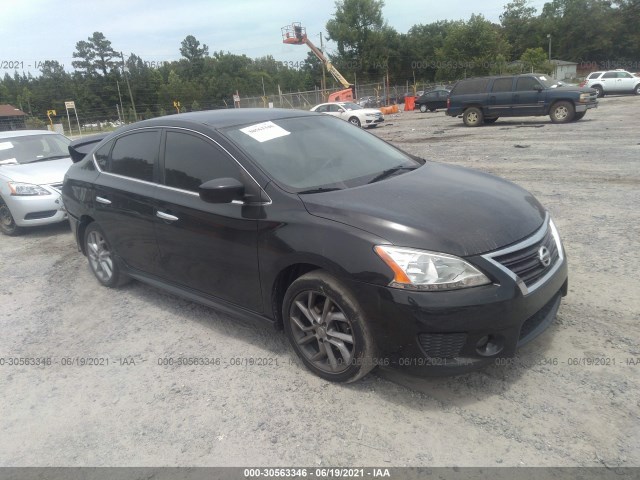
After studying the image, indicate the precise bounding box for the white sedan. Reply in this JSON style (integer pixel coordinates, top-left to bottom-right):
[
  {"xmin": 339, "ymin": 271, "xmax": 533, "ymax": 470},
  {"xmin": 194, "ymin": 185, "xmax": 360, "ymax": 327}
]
[
  {"xmin": 0, "ymin": 130, "xmax": 72, "ymax": 235},
  {"xmin": 310, "ymin": 102, "xmax": 384, "ymax": 128}
]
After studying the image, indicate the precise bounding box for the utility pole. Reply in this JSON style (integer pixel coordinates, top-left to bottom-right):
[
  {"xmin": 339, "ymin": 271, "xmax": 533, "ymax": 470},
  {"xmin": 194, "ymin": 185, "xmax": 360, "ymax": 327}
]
[
  {"xmin": 120, "ymin": 51, "xmax": 137, "ymax": 121},
  {"xmin": 319, "ymin": 32, "xmax": 327, "ymax": 100},
  {"xmin": 116, "ymin": 80, "xmax": 124, "ymax": 122}
]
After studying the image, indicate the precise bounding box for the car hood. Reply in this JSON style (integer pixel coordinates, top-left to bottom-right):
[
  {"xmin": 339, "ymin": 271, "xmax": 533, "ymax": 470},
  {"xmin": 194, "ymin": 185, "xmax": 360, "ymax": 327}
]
[
  {"xmin": 0, "ymin": 157, "xmax": 72, "ymax": 185},
  {"xmin": 299, "ymin": 162, "xmax": 546, "ymax": 257}
]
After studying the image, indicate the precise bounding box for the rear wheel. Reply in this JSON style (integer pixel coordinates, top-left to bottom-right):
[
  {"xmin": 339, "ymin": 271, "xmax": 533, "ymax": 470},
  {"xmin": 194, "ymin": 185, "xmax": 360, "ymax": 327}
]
[
  {"xmin": 635, "ymin": 84, "xmax": 640, "ymax": 95},
  {"xmin": 419, "ymin": 104, "xmax": 427, "ymax": 113},
  {"xmin": 593, "ymin": 85, "xmax": 604, "ymax": 98},
  {"xmin": 550, "ymin": 101, "xmax": 575, "ymax": 123},
  {"xmin": 463, "ymin": 107, "xmax": 484, "ymax": 127},
  {"xmin": 348, "ymin": 116, "xmax": 361, "ymax": 128},
  {"xmin": 283, "ymin": 271, "xmax": 376, "ymax": 383},
  {"xmin": 84, "ymin": 223, "xmax": 129, "ymax": 288},
  {"xmin": 0, "ymin": 200, "xmax": 21, "ymax": 236},
  {"xmin": 573, "ymin": 111, "xmax": 586, "ymax": 121}
]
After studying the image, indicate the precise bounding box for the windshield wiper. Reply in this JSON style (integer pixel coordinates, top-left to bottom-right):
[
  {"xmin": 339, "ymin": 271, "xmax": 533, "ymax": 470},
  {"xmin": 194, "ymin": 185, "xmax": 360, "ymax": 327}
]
[
  {"xmin": 368, "ymin": 166, "xmax": 417, "ymax": 184},
  {"xmin": 26, "ymin": 155, "xmax": 69, "ymax": 163},
  {"xmin": 297, "ymin": 187, "xmax": 343, "ymax": 195}
]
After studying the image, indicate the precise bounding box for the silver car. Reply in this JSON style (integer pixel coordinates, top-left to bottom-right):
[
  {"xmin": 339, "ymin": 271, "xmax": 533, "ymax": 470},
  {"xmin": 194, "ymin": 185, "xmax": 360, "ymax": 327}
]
[{"xmin": 0, "ymin": 130, "xmax": 72, "ymax": 235}]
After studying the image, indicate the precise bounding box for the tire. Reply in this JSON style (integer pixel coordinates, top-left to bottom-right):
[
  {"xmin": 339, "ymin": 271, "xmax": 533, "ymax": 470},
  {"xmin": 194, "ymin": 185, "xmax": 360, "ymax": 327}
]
[
  {"xmin": 550, "ymin": 101, "xmax": 575, "ymax": 123},
  {"xmin": 0, "ymin": 199, "xmax": 22, "ymax": 236},
  {"xmin": 573, "ymin": 111, "xmax": 586, "ymax": 121},
  {"xmin": 84, "ymin": 222, "xmax": 129, "ymax": 288},
  {"xmin": 283, "ymin": 271, "xmax": 376, "ymax": 383},
  {"xmin": 593, "ymin": 85, "xmax": 604, "ymax": 98},
  {"xmin": 348, "ymin": 116, "xmax": 361, "ymax": 128},
  {"xmin": 463, "ymin": 107, "xmax": 483, "ymax": 127},
  {"xmin": 484, "ymin": 117, "xmax": 499, "ymax": 124},
  {"xmin": 635, "ymin": 84, "xmax": 640, "ymax": 95},
  {"xmin": 419, "ymin": 104, "xmax": 427, "ymax": 113}
]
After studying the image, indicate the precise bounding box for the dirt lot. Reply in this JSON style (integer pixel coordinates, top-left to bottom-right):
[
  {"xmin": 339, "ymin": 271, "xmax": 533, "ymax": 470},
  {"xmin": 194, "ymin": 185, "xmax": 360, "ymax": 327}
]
[{"xmin": 1, "ymin": 96, "xmax": 638, "ymax": 468}]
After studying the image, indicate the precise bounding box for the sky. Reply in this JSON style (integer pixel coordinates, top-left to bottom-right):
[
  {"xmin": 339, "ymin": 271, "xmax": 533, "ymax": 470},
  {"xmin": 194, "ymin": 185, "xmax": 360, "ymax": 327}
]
[{"xmin": 1, "ymin": 0, "xmax": 550, "ymax": 75}]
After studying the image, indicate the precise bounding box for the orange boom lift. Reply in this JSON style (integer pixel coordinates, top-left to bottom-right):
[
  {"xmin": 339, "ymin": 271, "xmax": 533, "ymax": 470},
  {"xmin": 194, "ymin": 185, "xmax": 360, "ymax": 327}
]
[{"xmin": 282, "ymin": 22, "xmax": 355, "ymax": 102}]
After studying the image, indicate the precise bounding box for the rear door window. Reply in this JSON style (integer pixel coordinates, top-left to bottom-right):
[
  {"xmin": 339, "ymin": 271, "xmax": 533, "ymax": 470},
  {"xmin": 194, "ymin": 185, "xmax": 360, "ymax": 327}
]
[
  {"xmin": 452, "ymin": 79, "xmax": 490, "ymax": 95},
  {"xmin": 492, "ymin": 78, "xmax": 514, "ymax": 92},
  {"xmin": 109, "ymin": 131, "xmax": 160, "ymax": 182}
]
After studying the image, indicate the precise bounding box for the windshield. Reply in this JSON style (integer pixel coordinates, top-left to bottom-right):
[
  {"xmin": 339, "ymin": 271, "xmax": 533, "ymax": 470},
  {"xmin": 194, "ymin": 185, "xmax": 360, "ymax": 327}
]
[
  {"xmin": 340, "ymin": 102, "xmax": 362, "ymax": 110},
  {"xmin": 0, "ymin": 134, "xmax": 70, "ymax": 165},
  {"xmin": 223, "ymin": 115, "xmax": 420, "ymax": 192}
]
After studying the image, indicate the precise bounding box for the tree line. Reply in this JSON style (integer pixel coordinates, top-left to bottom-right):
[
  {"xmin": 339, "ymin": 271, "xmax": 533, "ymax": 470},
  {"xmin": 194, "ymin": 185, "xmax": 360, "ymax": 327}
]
[{"xmin": 0, "ymin": 0, "xmax": 637, "ymax": 125}]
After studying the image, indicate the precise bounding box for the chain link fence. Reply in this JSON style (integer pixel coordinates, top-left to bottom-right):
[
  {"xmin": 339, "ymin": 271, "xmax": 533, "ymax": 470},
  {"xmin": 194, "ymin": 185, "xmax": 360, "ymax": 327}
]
[{"xmin": 238, "ymin": 80, "xmax": 459, "ymax": 110}]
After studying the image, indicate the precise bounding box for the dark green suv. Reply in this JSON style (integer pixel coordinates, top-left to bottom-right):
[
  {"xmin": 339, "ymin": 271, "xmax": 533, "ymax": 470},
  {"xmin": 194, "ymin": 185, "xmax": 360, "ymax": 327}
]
[{"xmin": 446, "ymin": 74, "xmax": 598, "ymax": 127}]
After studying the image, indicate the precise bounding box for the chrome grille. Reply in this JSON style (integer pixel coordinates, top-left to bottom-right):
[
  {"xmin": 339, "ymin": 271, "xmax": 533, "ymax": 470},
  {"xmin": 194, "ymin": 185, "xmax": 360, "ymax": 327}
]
[
  {"xmin": 493, "ymin": 227, "xmax": 559, "ymax": 288},
  {"xmin": 482, "ymin": 215, "xmax": 564, "ymax": 295},
  {"xmin": 48, "ymin": 183, "xmax": 63, "ymax": 193}
]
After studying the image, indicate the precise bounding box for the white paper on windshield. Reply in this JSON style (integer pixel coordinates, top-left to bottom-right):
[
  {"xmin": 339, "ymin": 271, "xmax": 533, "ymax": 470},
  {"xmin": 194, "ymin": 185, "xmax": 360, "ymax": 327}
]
[
  {"xmin": 240, "ymin": 121, "xmax": 290, "ymax": 143},
  {"xmin": 0, "ymin": 142, "xmax": 14, "ymax": 151},
  {"xmin": 539, "ymin": 76, "xmax": 548, "ymax": 81}
]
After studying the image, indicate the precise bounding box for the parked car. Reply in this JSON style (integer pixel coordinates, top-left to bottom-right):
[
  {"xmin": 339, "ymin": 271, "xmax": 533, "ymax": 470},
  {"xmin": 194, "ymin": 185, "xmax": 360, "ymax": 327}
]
[
  {"xmin": 310, "ymin": 102, "xmax": 384, "ymax": 128},
  {"xmin": 580, "ymin": 69, "xmax": 640, "ymax": 97},
  {"xmin": 0, "ymin": 130, "xmax": 71, "ymax": 235},
  {"xmin": 446, "ymin": 73, "xmax": 598, "ymax": 126},
  {"xmin": 414, "ymin": 89, "xmax": 450, "ymax": 112},
  {"xmin": 356, "ymin": 96, "xmax": 379, "ymax": 108},
  {"xmin": 62, "ymin": 109, "xmax": 568, "ymax": 382}
]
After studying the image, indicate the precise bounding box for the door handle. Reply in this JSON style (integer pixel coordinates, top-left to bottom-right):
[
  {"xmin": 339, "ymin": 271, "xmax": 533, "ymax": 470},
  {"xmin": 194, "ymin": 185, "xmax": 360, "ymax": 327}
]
[
  {"xmin": 156, "ymin": 211, "xmax": 179, "ymax": 222},
  {"xmin": 96, "ymin": 196, "xmax": 111, "ymax": 205}
]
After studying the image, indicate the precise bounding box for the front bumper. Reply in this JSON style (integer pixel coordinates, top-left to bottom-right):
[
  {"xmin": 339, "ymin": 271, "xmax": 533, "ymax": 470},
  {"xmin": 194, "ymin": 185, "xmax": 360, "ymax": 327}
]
[
  {"xmin": 576, "ymin": 102, "xmax": 598, "ymax": 112},
  {"xmin": 364, "ymin": 116, "xmax": 384, "ymax": 126},
  {"xmin": 347, "ymin": 222, "xmax": 569, "ymax": 376},
  {"xmin": 4, "ymin": 191, "xmax": 67, "ymax": 227}
]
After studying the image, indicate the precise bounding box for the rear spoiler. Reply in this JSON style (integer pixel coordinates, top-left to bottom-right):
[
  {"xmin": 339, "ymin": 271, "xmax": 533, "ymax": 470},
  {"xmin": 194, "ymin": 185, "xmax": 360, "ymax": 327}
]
[{"xmin": 68, "ymin": 133, "xmax": 109, "ymax": 163}]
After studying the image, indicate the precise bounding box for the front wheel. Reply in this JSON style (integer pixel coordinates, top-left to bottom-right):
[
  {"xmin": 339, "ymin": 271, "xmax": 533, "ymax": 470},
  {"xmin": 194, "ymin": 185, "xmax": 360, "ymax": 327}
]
[
  {"xmin": 463, "ymin": 107, "xmax": 484, "ymax": 127},
  {"xmin": 348, "ymin": 116, "xmax": 361, "ymax": 128},
  {"xmin": 0, "ymin": 200, "xmax": 21, "ymax": 236},
  {"xmin": 84, "ymin": 223, "xmax": 129, "ymax": 288},
  {"xmin": 419, "ymin": 104, "xmax": 427, "ymax": 113},
  {"xmin": 635, "ymin": 84, "xmax": 640, "ymax": 95},
  {"xmin": 283, "ymin": 271, "xmax": 376, "ymax": 383},
  {"xmin": 550, "ymin": 101, "xmax": 575, "ymax": 123}
]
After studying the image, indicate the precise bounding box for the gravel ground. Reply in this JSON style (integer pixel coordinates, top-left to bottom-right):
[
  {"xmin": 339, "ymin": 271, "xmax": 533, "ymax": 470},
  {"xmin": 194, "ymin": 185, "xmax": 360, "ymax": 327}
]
[{"xmin": 0, "ymin": 96, "xmax": 638, "ymax": 468}]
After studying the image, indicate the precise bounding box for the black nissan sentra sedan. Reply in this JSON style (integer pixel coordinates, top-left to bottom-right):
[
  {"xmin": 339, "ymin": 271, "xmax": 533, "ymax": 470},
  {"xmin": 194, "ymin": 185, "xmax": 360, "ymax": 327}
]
[{"xmin": 62, "ymin": 108, "xmax": 568, "ymax": 382}]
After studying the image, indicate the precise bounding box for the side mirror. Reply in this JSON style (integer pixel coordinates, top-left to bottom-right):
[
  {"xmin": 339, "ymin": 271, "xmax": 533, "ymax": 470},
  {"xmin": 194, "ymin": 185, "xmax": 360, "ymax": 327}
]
[
  {"xmin": 199, "ymin": 178, "xmax": 245, "ymax": 204},
  {"xmin": 534, "ymin": 85, "xmax": 544, "ymax": 92},
  {"xmin": 337, "ymin": 108, "xmax": 345, "ymax": 113}
]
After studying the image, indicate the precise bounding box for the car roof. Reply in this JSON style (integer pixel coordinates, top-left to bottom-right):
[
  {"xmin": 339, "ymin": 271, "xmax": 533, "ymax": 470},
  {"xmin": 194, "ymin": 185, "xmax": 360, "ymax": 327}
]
[
  {"xmin": 458, "ymin": 73, "xmax": 552, "ymax": 81},
  {"xmin": 128, "ymin": 108, "xmax": 315, "ymax": 130},
  {"xmin": 0, "ymin": 130, "xmax": 62, "ymax": 139}
]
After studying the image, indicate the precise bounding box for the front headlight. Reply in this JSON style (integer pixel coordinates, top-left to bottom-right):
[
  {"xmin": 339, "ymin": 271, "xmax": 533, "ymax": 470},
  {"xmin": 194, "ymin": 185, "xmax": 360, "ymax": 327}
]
[
  {"xmin": 579, "ymin": 92, "xmax": 591, "ymax": 102},
  {"xmin": 8, "ymin": 182, "xmax": 51, "ymax": 196},
  {"xmin": 374, "ymin": 245, "xmax": 491, "ymax": 291}
]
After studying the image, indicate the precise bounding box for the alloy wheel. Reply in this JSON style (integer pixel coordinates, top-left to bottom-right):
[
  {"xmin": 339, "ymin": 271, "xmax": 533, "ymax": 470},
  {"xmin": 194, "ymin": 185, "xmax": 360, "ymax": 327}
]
[
  {"xmin": 86, "ymin": 230, "xmax": 114, "ymax": 283},
  {"xmin": 289, "ymin": 290, "xmax": 355, "ymax": 374}
]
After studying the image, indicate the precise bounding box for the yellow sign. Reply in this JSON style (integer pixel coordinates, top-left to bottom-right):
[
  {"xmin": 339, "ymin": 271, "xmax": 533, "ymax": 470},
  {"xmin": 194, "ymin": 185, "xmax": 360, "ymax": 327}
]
[{"xmin": 47, "ymin": 110, "xmax": 56, "ymax": 116}]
